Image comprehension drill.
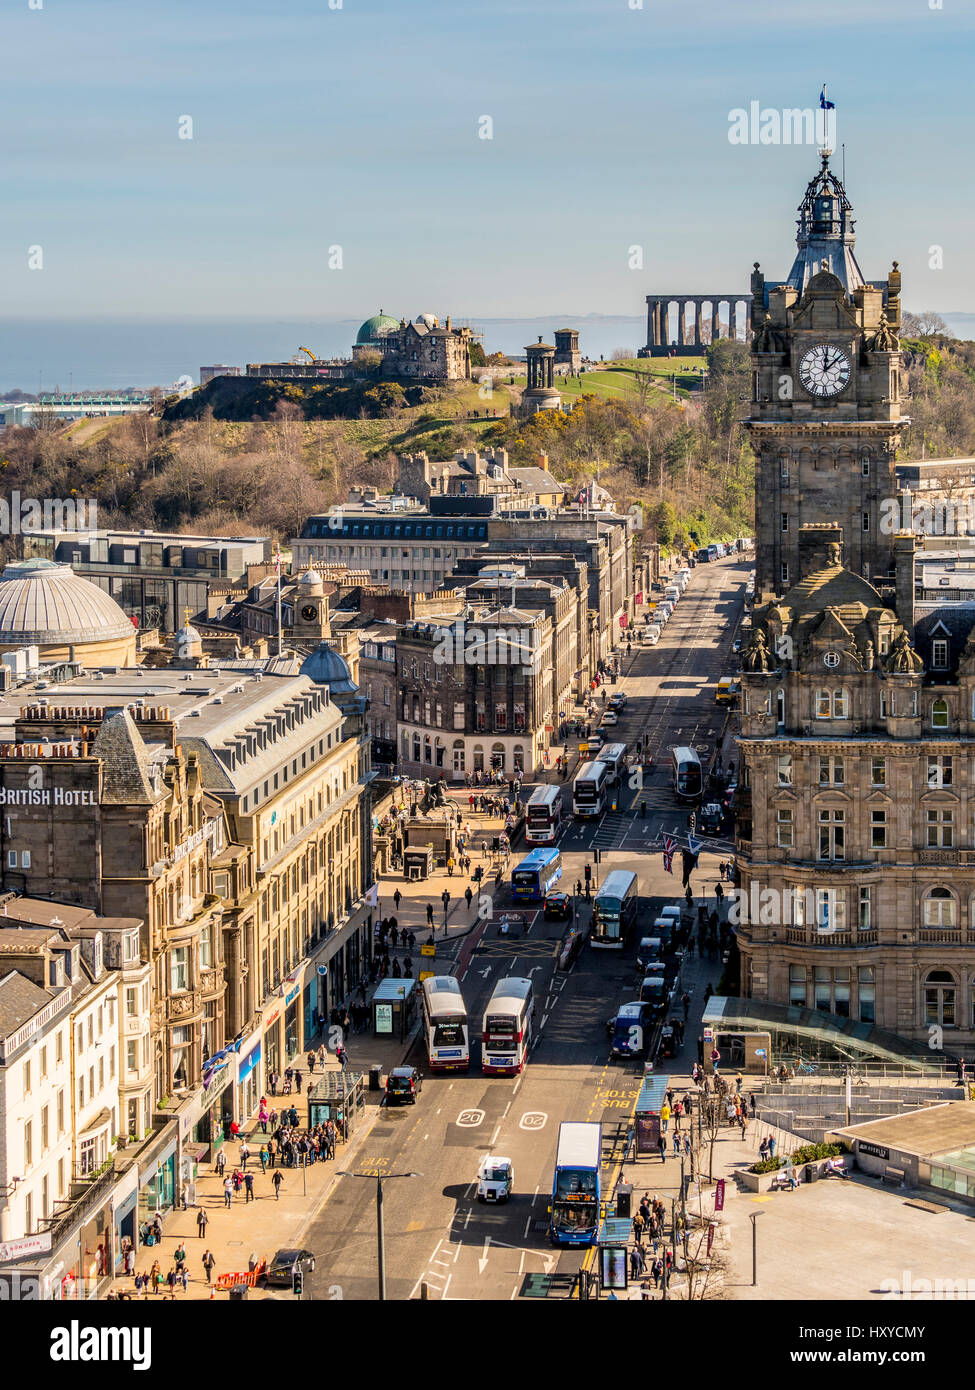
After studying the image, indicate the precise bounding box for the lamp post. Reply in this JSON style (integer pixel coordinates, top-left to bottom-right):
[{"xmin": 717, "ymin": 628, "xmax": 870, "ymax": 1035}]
[
  {"xmin": 749, "ymin": 1211, "xmax": 764, "ymax": 1286},
  {"xmin": 337, "ymin": 1170, "xmax": 420, "ymax": 1300}
]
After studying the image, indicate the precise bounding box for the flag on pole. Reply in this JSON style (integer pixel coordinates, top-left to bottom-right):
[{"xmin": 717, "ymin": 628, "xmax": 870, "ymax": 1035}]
[
  {"xmin": 819, "ymin": 85, "xmax": 835, "ymax": 110},
  {"xmin": 687, "ymin": 831, "xmax": 702, "ymax": 856},
  {"xmin": 364, "ymin": 883, "xmax": 379, "ymax": 908},
  {"xmin": 662, "ymin": 834, "xmax": 676, "ymax": 874}
]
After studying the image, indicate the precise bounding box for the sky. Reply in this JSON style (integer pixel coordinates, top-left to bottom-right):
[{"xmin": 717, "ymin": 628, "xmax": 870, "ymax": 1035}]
[{"xmin": 3, "ymin": 0, "xmax": 974, "ymax": 333}]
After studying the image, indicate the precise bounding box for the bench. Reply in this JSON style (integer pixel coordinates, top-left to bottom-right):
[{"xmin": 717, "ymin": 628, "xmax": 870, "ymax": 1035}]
[{"xmin": 882, "ymin": 1167, "xmax": 906, "ymax": 1187}]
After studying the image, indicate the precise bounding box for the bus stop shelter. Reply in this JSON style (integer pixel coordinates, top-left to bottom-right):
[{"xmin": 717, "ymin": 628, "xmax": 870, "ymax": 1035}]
[
  {"xmin": 371, "ymin": 976, "xmax": 418, "ymax": 1041},
  {"xmin": 635, "ymin": 1074, "xmax": 670, "ymax": 1155},
  {"xmin": 596, "ymin": 1216, "xmax": 632, "ymax": 1293},
  {"xmin": 306, "ymin": 1071, "xmax": 365, "ymax": 1142}
]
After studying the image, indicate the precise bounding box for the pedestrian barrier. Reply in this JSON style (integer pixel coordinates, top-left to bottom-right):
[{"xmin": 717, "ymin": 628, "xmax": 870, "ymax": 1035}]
[{"xmin": 215, "ymin": 1259, "xmax": 266, "ymax": 1290}]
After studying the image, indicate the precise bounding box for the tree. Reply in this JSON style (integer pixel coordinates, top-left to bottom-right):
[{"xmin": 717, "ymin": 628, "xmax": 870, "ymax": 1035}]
[
  {"xmin": 901, "ymin": 310, "xmax": 952, "ymax": 338},
  {"xmin": 470, "ymin": 342, "xmax": 486, "ymax": 368}
]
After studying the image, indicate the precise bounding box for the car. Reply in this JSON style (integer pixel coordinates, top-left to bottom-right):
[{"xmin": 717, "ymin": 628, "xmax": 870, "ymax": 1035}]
[
  {"xmin": 544, "ymin": 891, "xmax": 571, "ymax": 921},
  {"xmin": 601, "ymin": 710, "xmax": 618, "ymax": 726},
  {"xmin": 385, "ymin": 1065, "xmax": 423, "ymax": 1104},
  {"xmin": 263, "ymin": 1248, "xmax": 317, "ymax": 1287},
  {"xmin": 608, "ymin": 693, "xmax": 626, "ymax": 711},
  {"xmin": 586, "ymin": 731, "xmax": 604, "ymax": 751},
  {"xmin": 732, "ymin": 636, "xmax": 743, "ymax": 653},
  {"xmin": 700, "ymin": 802, "xmax": 724, "ymax": 834},
  {"xmin": 477, "ymin": 1155, "xmax": 514, "ymax": 1203},
  {"xmin": 644, "ymin": 627, "xmax": 660, "ymax": 646}
]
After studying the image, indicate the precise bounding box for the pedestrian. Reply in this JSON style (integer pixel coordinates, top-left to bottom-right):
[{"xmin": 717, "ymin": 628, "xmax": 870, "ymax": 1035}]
[
  {"xmin": 268, "ymin": 1137, "xmax": 278, "ymax": 1168},
  {"xmin": 244, "ymin": 1172, "xmax": 255, "ymax": 1203},
  {"xmin": 295, "ymin": 1069, "xmax": 303, "ymax": 1093},
  {"xmin": 196, "ymin": 1206, "xmax": 208, "ymax": 1238},
  {"xmin": 272, "ymin": 1170, "xmax": 284, "ymax": 1200},
  {"xmin": 174, "ymin": 1241, "xmax": 186, "ymax": 1271},
  {"xmin": 767, "ymin": 1135, "xmax": 777, "ymax": 1160},
  {"xmin": 258, "ymin": 1101, "xmax": 269, "ymax": 1133},
  {"xmin": 167, "ymin": 1267, "xmax": 178, "ymax": 1294},
  {"xmin": 269, "ymin": 1071, "xmax": 278, "ymax": 1097},
  {"xmin": 180, "ymin": 1266, "xmax": 189, "ymax": 1293},
  {"xmin": 393, "ymin": 889, "xmax": 402, "ymax": 911},
  {"xmin": 657, "ymin": 1134, "xmax": 667, "ymax": 1163},
  {"xmin": 202, "ymin": 1249, "xmax": 215, "ymax": 1285},
  {"xmin": 749, "ymin": 1093, "xmax": 756, "ymax": 1117},
  {"xmin": 223, "ymin": 1176, "xmax": 233, "ymax": 1209},
  {"xmin": 239, "ymin": 1141, "xmax": 249, "ymax": 1171},
  {"xmin": 465, "ymin": 885, "xmax": 473, "ymax": 912}
]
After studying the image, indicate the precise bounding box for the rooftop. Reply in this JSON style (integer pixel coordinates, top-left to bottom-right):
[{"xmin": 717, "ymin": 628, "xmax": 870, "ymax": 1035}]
[{"xmin": 832, "ymin": 1102, "xmax": 975, "ymax": 1158}]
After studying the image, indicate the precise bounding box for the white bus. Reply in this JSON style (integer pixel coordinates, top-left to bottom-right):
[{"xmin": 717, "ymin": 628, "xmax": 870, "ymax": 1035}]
[
  {"xmin": 482, "ymin": 977, "xmax": 535, "ymax": 1075},
  {"xmin": 595, "ymin": 742, "xmax": 627, "ymax": 787},
  {"xmin": 421, "ymin": 975, "xmax": 470, "ymax": 1071},
  {"xmin": 525, "ymin": 784, "xmax": 564, "ymax": 845},
  {"xmin": 573, "ymin": 760, "xmax": 610, "ymax": 818}
]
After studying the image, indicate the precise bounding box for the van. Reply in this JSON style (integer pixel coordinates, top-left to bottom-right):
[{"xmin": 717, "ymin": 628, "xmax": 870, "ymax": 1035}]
[
  {"xmin": 716, "ymin": 677, "xmax": 740, "ymax": 705},
  {"xmin": 664, "ymin": 585, "xmax": 680, "ymax": 603},
  {"xmin": 611, "ymin": 1001, "xmax": 654, "ymax": 1057},
  {"xmin": 644, "ymin": 626, "xmax": 660, "ymax": 646},
  {"xmin": 658, "ymin": 603, "xmax": 673, "ymax": 623}
]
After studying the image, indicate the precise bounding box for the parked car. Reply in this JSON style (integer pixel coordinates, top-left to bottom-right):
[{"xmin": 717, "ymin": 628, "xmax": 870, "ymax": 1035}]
[
  {"xmin": 264, "ymin": 1248, "xmax": 316, "ymax": 1287},
  {"xmin": 385, "ymin": 1066, "xmax": 423, "ymax": 1105},
  {"xmin": 732, "ymin": 636, "xmax": 743, "ymax": 654},
  {"xmin": 608, "ymin": 692, "xmax": 626, "ymax": 711},
  {"xmin": 644, "ymin": 626, "xmax": 661, "ymax": 645},
  {"xmin": 601, "ymin": 710, "xmax": 618, "ymax": 726}
]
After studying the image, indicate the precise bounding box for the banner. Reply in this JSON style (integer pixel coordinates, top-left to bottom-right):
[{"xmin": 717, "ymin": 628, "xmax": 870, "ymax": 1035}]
[
  {"xmin": 707, "ymin": 1223, "xmax": 715, "ymax": 1256},
  {"xmin": 714, "ymin": 1179, "xmax": 725, "ymax": 1212}
]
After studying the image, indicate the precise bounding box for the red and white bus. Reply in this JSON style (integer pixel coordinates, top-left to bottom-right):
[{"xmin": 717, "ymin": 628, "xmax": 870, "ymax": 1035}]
[
  {"xmin": 482, "ymin": 977, "xmax": 535, "ymax": 1075},
  {"xmin": 421, "ymin": 975, "xmax": 470, "ymax": 1071},
  {"xmin": 525, "ymin": 784, "xmax": 564, "ymax": 844}
]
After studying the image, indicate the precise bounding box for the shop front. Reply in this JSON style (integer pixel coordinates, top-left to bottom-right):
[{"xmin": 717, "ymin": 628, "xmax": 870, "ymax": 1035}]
[
  {"xmin": 138, "ymin": 1126, "xmax": 179, "ymax": 1222},
  {"xmin": 111, "ymin": 1166, "xmax": 140, "ymax": 1273},
  {"xmin": 284, "ymin": 982, "xmax": 301, "ymax": 1061},
  {"xmin": 237, "ymin": 1029, "xmax": 263, "ymax": 1120},
  {"xmin": 189, "ymin": 1069, "xmax": 235, "ymax": 1153}
]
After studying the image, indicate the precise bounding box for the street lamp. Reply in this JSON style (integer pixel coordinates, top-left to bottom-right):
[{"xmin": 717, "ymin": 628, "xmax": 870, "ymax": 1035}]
[
  {"xmin": 337, "ymin": 1170, "xmax": 421, "ymax": 1300},
  {"xmin": 748, "ymin": 1210, "xmax": 764, "ymax": 1286}
]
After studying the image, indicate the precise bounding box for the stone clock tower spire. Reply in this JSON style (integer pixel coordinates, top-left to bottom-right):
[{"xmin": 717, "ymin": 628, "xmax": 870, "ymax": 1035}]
[{"xmin": 747, "ymin": 155, "xmax": 906, "ymax": 601}]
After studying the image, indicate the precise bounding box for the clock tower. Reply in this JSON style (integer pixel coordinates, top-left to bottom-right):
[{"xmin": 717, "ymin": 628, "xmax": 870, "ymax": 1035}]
[
  {"xmin": 747, "ymin": 154, "xmax": 906, "ymax": 601},
  {"xmin": 292, "ymin": 568, "xmax": 330, "ymax": 640}
]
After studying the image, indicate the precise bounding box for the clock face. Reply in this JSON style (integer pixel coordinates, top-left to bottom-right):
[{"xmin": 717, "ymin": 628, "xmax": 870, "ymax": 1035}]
[
  {"xmin": 300, "ymin": 604, "xmax": 318, "ymax": 622},
  {"xmin": 798, "ymin": 344, "xmax": 851, "ymax": 398}
]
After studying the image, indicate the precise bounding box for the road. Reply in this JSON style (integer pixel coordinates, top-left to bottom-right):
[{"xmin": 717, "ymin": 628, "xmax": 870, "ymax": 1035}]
[{"xmin": 302, "ymin": 555, "xmax": 749, "ymax": 1301}]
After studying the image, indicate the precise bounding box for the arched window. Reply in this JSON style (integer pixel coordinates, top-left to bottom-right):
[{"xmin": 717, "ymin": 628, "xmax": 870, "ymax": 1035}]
[
  {"xmin": 923, "ymin": 888, "xmax": 956, "ymax": 927},
  {"xmin": 492, "ymin": 742, "xmax": 505, "ymax": 773},
  {"xmin": 931, "ymin": 698, "xmax": 949, "ymax": 729},
  {"xmin": 513, "ymin": 744, "xmax": 525, "ymax": 773},
  {"xmin": 473, "ymin": 744, "xmax": 484, "ymax": 772},
  {"xmin": 924, "ymin": 969, "xmax": 956, "ymax": 1027}
]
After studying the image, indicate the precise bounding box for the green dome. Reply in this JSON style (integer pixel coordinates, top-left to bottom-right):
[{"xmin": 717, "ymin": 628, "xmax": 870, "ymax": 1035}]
[{"xmin": 356, "ymin": 312, "xmax": 400, "ymax": 345}]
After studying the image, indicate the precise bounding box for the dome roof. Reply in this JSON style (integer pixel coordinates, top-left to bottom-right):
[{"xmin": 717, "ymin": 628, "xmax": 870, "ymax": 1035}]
[
  {"xmin": 417, "ymin": 312, "xmax": 439, "ymax": 329},
  {"xmin": 356, "ymin": 312, "xmax": 400, "ymax": 345},
  {"xmin": 299, "ymin": 641, "xmax": 358, "ymax": 695},
  {"xmin": 298, "ymin": 569, "xmax": 324, "ymax": 596},
  {"xmin": 0, "ymin": 560, "xmax": 135, "ymax": 645}
]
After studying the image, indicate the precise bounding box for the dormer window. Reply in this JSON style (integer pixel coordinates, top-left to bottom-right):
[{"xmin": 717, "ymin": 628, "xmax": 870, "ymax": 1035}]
[{"xmin": 932, "ymin": 640, "xmax": 949, "ymax": 670}]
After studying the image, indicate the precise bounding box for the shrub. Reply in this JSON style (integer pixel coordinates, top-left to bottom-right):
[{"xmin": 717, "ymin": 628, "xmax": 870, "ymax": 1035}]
[
  {"xmin": 791, "ymin": 1142, "xmax": 844, "ymax": 1164},
  {"xmin": 749, "ymin": 1156, "xmax": 785, "ymax": 1174}
]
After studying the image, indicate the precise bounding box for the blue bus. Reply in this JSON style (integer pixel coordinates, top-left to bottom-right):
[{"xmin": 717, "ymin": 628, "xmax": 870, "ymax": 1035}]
[
  {"xmin": 511, "ymin": 847, "xmax": 562, "ymax": 901},
  {"xmin": 549, "ymin": 1121, "xmax": 601, "ymax": 1246}
]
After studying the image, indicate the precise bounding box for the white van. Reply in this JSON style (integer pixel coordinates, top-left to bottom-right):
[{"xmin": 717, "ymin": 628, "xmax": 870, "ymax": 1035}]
[
  {"xmin": 664, "ymin": 585, "xmax": 680, "ymax": 604},
  {"xmin": 644, "ymin": 625, "xmax": 661, "ymax": 645},
  {"xmin": 658, "ymin": 602, "xmax": 673, "ymax": 623}
]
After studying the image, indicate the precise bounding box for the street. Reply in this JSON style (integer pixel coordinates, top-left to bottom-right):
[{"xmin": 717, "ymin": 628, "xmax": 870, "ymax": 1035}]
[{"xmin": 303, "ymin": 556, "xmax": 749, "ymax": 1300}]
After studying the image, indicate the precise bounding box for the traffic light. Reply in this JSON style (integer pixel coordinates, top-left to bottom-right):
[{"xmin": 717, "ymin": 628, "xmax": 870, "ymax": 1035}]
[
  {"xmin": 689, "ymin": 812, "xmax": 696, "ymax": 832},
  {"xmin": 584, "ymin": 864, "xmax": 592, "ymax": 881},
  {"xmin": 292, "ymin": 1267, "xmax": 304, "ymax": 1296}
]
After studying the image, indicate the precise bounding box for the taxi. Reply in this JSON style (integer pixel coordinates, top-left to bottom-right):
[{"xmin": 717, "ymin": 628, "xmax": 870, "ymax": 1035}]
[{"xmin": 477, "ymin": 1155, "xmax": 514, "ymax": 1203}]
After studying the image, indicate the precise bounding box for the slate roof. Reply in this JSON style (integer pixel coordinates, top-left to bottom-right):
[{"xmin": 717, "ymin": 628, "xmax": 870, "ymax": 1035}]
[
  {"xmin": 90, "ymin": 707, "xmax": 157, "ymax": 804},
  {"xmin": 0, "ymin": 969, "xmax": 54, "ymax": 1037}
]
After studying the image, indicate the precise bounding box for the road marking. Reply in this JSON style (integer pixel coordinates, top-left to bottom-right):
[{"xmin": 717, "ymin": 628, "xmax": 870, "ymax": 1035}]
[
  {"xmin": 457, "ymin": 1108, "xmax": 484, "ymax": 1127},
  {"xmin": 540, "ymin": 1013, "xmax": 549, "ymax": 1030},
  {"xmin": 406, "ymin": 1220, "xmax": 423, "ymax": 1232},
  {"xmin": 428, "ymin": 1241, "xmax": 443, "ymax": 1262},
  {"xmin": 423, "ymin": 1134, "xmax": 429, "ymax": 1141},
  {"xmin": 453, "ymin": 1243, "xmax": 462, "ymax": 1264},
  {"xmin": 464, "ymin": 1208, "xmax": 473, "ymax": 1227},
  {"xmin": 520, "ymin": 1112, "xmax": 547, "ymax": 1131},
  {"xmin": 531, "ymin": 1184, "xmax": 540, "ymax": 1207},
  {"xmin": 523, "ymin": 1216, "xmax": 533, "ymax": 1238},
  {"xmin": 512, "ymin": 1075, "xmax": 523, "ymax": 1097},
  {"xmin": 502, "ymin": 1101, "xmax": 511, "ymax": 1118},
  {"xmin": 489, "ymin": 1124, "xmax": 501, "ymax": 1145}
]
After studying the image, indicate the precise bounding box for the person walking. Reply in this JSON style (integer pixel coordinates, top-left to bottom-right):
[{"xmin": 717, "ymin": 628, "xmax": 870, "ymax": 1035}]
[
  {"xmin": 215, "ymin": 1148, "xmax": 226, "ymax": 1178},
  {"xmin": 657, "ymin": 1133, "xmax": 667, "ymax": 1164},
  {"xmin": 239, "ymin": 1141, "xmax": 249, "ymax": 1171},
  {"xmin": 196, "ymin": 1206, "xmax": 208, "ymax": 1239},
  {"xmin": 272, "ymin": 1170, "xmax": 284, "ymax": 1201},
  {"xmin": 258, "ymin": 1101, "xmax": 269, "ymax": 1134},
  {"xmin": 267, "ymin": 1136, "xmax": 277, "ymax": 1168},
  {"xmin": 202, "ymin": 1249, "xmax": 216, "ymax": 1286},
  {"xmin": 244, "ymin": 1171, "xmax": 255, "ymax": 1203},
  {"xmin": 295, "ymin": 1069, "xmax": 303, "ymax": 1093},
  {"xmin": 259, "ymin": 1145, "xmax": 269, "ymax": 1174},
  {"xmin": 426, "ymin": 903, "xmax": 434, "ymax": 926},
  {"xmin": 223, "ymin": 1176, "xmax": 233, "ymax": 1209},
  {"xmin": 393, "ymin": 889, "xmax": 402, "ymax": 911},
  {"xmin": 465, "ymin": 886, "xmax": 473, "ymax": 912}
]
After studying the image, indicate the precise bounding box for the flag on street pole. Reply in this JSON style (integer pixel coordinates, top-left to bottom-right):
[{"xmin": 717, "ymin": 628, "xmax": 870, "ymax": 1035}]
[{"xmin": 662, "ymin": 834, "xmax": 676, "ymax": 874}]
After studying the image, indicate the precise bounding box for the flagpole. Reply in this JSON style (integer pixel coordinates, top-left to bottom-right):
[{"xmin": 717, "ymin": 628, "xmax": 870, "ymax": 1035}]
[{"xmin": 276, "ymin": 545, "xmax": 283, "ymax": 656}]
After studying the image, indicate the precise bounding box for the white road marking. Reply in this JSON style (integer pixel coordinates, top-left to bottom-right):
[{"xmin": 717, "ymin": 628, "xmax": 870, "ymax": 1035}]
[
  {"xmin": 464, "ymin": 1208, "xmax": 473, "ymax": 1228},
  {"xmin": 512, "ymin": 1075, "xmax": 523, "ymax": 1097},
  {"xmin": 502, "ymin": 1101, "xmax": 511, "ymax": 1118},
  {"xmin": 531, "ymin": 1184, "xmax": 540, "ymax": 1207},
  {"xmin": 453, "ymin": 1243, "xmax": 462, "ymax": 1264},
  {"xmin": 523, "ymin": 1216, "xmax": 532, "ymax": 1237},
  {"xmin": 540, "ymin": 1013, "xmax": 549, "ymax": 1030},
  {"xmin": 423, "ymin": 1133, "xmax": 429, "ymax": 1140},
  {"xmin": 428, "ymin": 1241, "xmax": 443, "ymax": 1263},
  {"xmin": 489, "ymin": 1124, "xmax": 501, "ymax": 1145}
]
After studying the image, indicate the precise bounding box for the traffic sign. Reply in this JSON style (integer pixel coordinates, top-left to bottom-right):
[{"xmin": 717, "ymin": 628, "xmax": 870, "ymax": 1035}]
[{"xmin": 420, "ymin": 943, "xmax": 436, "ymax": 957}]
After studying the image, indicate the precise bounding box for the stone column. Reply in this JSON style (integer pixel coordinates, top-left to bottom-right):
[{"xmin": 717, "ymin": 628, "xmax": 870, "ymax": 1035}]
[
  {"xmin": 694, "ymin": 299, "xmax": 703, "ymax": 347},
  {"xmin": 646, "ymin": 300, "xmax": 655, "ymax": 348},
  {"xmin": 677, "ymin": 301, "xmax": 686, "ymax": 348},
  {"xmin": 711, "ymin": 302, "xmax": 720, "ymax": 342},
  {"xmin": 729, "ymin": 300, "xmax": 738, "ymax": 341},
  {"xmin": 658, "ymin": 301, "xmax": 667, "ymax": 348},
  {"xmin": 546, "ymin": 355, "xmax": 553, "ymax": 388}
]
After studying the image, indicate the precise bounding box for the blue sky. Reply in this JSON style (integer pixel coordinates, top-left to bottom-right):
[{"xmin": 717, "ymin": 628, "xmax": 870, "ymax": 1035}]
[{"xmin": 4, "ymin": 0, "xmax": 974, "ymax": 322}]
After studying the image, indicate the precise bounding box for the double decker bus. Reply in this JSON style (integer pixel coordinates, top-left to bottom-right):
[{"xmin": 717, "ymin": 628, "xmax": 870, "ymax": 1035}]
[
  {"xmin": 573, "ymin": 760, "xmax": 610, "ymax": 818},
  {"xmin": 591, "ymin": 869, "xmax": 639, "ymax": 950},
  {"xmin": 671, "ymin": 746, "xmax": 703, "ymax": 803},
  {"xmin": 595, "ymin": 742, "xmax": 627, "ymax": 787},
  {"xmin": 511, "ymin": 847, "xmax": 562, "ymax": 901},
  {"xmin": 420, "ymin": 975, "xmax": 469, "ymax": 1071},
  {"xmin": 549, "ymin": 1122, "xmax": 601, "ymax": 1246},
  {"xmin": 525, "ymin": 784, "xmax": 564, "ymax": 845},
  {"xmin": 482, "ymin": 977, "xmax": 534, "ymax": 1075}
]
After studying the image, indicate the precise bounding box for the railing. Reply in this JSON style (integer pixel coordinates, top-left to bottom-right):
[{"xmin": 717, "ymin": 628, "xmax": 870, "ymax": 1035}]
[{"xmin": 919, "ymin": 928, "xmax": 964, "ymax": 945}]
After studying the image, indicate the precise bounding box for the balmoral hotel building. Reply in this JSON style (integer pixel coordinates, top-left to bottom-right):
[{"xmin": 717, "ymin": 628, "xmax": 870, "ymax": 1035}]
[
  {"xmin": 735, "ymin": 150, "xmax": 975, "ymax": 1049},
  {"xmin": 0, "ymin": 567, "xmax": 372, "ymax": 1144}
]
